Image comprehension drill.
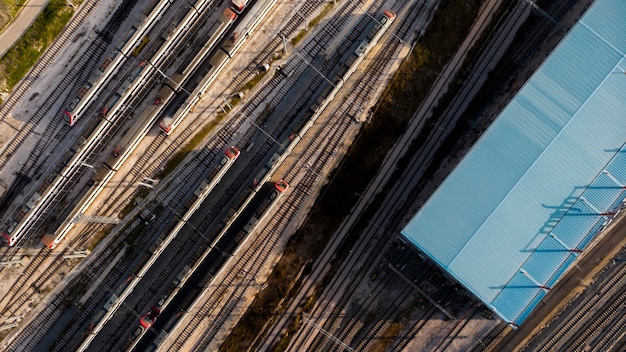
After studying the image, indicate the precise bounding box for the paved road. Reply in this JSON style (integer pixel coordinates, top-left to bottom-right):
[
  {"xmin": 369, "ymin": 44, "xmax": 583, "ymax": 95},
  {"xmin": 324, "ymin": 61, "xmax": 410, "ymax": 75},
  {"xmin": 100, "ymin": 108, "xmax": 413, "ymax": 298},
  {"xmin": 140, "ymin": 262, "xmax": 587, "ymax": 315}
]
[{"xmin": 0, "ymin": 0, "xmax": 51, "ymax": 58}]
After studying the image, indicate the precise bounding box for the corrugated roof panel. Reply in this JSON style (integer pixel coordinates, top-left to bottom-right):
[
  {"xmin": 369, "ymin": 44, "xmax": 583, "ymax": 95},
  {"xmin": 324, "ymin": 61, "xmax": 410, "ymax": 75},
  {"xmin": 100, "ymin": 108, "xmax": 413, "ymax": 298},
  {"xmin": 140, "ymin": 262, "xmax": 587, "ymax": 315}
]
[
  {"xmin": 581, "ymin": 0, "xmax": 626, "ymax": 52},
  {"xmin": 522, "ymin": 236, "xmax": 571, "ymax": 284},
  {"xmin": 401, "ymin": 0, "xmax": 626, "ymax": 326},
  {"xmin": 606, "ymin": 153, "xmax": 626, "ymax": 183},
  {"xmin": 490, "ymin": 272, "xmax": 543, "ymax": 323},
  {"xmin": 584, "ymin": 174, "xmax": 622, "ymax": 211}
]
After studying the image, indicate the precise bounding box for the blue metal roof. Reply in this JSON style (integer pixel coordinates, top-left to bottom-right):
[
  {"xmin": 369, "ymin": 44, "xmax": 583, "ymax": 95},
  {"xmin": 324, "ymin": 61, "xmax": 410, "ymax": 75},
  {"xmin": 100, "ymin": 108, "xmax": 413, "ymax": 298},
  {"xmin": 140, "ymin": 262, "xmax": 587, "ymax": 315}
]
[{"xmin": 401, "ymin": 0, "xmax": 626, "ymax": 327}]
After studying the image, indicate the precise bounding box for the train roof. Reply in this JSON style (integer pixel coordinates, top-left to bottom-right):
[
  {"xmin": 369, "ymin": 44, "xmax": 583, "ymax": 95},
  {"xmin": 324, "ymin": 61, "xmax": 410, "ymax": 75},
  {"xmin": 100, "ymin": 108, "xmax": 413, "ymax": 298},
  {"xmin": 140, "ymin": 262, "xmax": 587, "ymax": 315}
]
[
  {"xmin": 383, "ymin": 10, "xmax": 396, "ymax": 19},
  {"xmin": 275, "ymin": 180, "xmax": 289, "ymax": 193},
  {"xmin": 139, "ymin": 312, "xmax": 157, "ymax": 328},
  {"xmin": 223, "ymin": 7, "xmax": 237, "ymax": 20},
  {"xmin": 225, "ymin": 146, "xmax": 240, "ymax": 159}
]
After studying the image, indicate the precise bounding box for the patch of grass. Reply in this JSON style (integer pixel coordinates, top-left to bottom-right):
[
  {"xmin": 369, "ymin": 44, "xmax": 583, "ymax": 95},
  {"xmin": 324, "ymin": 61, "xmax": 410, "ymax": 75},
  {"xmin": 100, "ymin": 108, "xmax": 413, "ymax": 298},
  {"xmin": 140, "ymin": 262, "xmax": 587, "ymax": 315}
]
[
  {"xmin": 220, "ymin": 0, "xmax": 485, "ymax": 350},
  {"xmin": 220, "ymin": 253, "xmax": 305, "ymax": 352},
  {"xmin": 136, "ymin": 185, "xmax": 150, "ymax": 199},
  {"xmin": 155, "ymin": 150, "xmax": 190, "ymax": 180},
  {"xmin": 0, "ymin": 330, "xmax": 9, "ymax": 342},
  {"xmin": 240, "ymin": 70, "xmax": 267, "ymax": 92},
  {"xmin": 309, "ymin": 2, "xmax": 334, "ymax": 28},
  {"xmin": 369, "ymin": 321, "xmax": 406, "ymax": 352},
  {"xmin": 0, "ymin": 1, "xmax": 27, "ymax": 31},
  {"xmin": 254, "ymin": 104, "xmax": 274, "ymax": 126},
  {"xmin": 119, "ymin": 197, "xmax": 139, "ymax": 218},
  {"xmin": 125, "ymin": 221, "xmax": 146, "ymax": 248},
  {"xmin": 302, "ymin": 291, "xmax": 318, "ymax": 313},
  {"xmin": 0, "ymin": 1, "xmax": 77, "ymax": 93},
  {"xmin": 156, "ymin": 112, "xmax": 228, "ymax": 179},
  {"xmin": 86, "ymin": 227, "xmax": 112, "ymax": 251},
  {"xmin": 290, "ymin": 1, "xmax": 336, "ymax": 48},
  {"xmin": 290, "ymin": 30, "xmax": 307, "ymax": 47}
]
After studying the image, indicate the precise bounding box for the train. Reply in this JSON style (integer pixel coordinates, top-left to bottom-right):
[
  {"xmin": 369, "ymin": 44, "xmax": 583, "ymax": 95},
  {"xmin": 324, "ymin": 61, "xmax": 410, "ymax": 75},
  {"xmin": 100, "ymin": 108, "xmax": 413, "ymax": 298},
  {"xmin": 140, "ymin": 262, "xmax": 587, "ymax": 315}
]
[
  {"xmin": 236, "ymin": 180, "xmax": 288, "ymax": 243},
  {"xmin": 34, "ymin": 2, "xmax": 235, "ymax": 249},
  {"xmin": 158, "ymin": 0, "xmax": 277, "ymax": 135},
  {"xmin": 40, "ymin": 85, "xmax": 176, "ymax": 249},
  {"xmin": 231, "ymin": 0, "xmax": 249, "ymax": 14},
  {"xmin": 130, "ymin": 180, "xmax": 289, "ymax": 350},
  {"xmin": 315, "ymin": 10, "xmax": 394, "ymax": 111},
  {"xmin": 139, "ymin": 306, "xmax": 161, "ymax": 329},
  {"xmin": 76, "ymin": 147, "xmax": 241, "ymax": 350},
  {"xmin": 2, "ymin": 8, "xmax": 390, "ymax": 248},
  {"xmin": 288, "ymin": 9, "xmax": 395, "ymax": 142},
  {"xmin": 72, "ymin": 0, "xmax": 230, "ymax": 129},
  {"xmin": 158, "ymin": 8, "xmax": 237, "ymax": 134},
  {"xmin": 63, "ymin": 0, "xmax": 175, "ymax": 126}
]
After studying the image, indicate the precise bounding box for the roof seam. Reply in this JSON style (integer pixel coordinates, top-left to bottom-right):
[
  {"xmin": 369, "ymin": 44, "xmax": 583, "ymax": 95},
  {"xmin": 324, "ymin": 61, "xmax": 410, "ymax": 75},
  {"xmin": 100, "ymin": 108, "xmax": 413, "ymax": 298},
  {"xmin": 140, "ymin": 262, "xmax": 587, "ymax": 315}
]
[
  {"xmin": 447, "ymin": 57, "xmax": 624, "ymax": 271},
  {"xmin": 579, "ymin": 18, "xmax": 626, "ymax": 56}
]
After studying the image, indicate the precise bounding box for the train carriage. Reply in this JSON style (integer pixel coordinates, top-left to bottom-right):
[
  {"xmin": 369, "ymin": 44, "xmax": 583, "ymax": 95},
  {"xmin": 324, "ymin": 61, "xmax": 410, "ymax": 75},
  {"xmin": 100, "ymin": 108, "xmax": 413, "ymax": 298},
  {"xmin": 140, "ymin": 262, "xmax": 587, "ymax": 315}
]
[{"xmin": 231, "ymin": 0, "xmax": 248, "ymax": 14}]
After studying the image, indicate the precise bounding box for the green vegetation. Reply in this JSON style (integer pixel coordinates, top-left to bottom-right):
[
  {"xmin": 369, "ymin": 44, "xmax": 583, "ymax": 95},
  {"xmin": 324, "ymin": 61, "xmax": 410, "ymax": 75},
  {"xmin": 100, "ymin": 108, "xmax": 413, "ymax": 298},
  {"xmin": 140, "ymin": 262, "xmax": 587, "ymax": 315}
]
[
  {"xmin": 156, "ymin": 112, "xmax": 228, "ymax": 179},
  {"xmin": 290, "ymin": 1, "xmax": 336, "ymax": 47},
  {"xmin": 254, "ymin": 104, "xmax": 274, "ymax": 126},
  {"xmin": 240, "ymin": 70, "xmax": 267, "ymax": 92},
  {"xmin": 86, "ymin": 227, "xmax": 112, "ymax": 251},
  {"xmin": 119, "ymin": 197, "xmax": 138, "ymax": 218},
  {"xmin": 290, "ymin": 30, "xmax": 307, "ymax": 47},
  {"xmin": 302, "ymin": 291, "xmax": 318, "ymax": 313},
  {"xmin": 0, "ymin": 0, "xmax": 27, "ymax": 31},
  {"xmin": 0, "ymin": 330, "xmax": 9, "ymax": 342},
  {"xmin": 0, "ymin": 1, "xmax": 77, "ymax": 94},
  {"xmin": 370, "ymin": 321, "xmax": 406, "ymax": 352},
  {"xmin": 125, "ymin": 221, "xmax": 147, "ymax": 251},
  {"xmin": 119, "ymin": 184, "xmax": 151, "ymax": 218},
  {"xmin": 220, "ymin": 0, "xmax": 485, "ymax": 350}
]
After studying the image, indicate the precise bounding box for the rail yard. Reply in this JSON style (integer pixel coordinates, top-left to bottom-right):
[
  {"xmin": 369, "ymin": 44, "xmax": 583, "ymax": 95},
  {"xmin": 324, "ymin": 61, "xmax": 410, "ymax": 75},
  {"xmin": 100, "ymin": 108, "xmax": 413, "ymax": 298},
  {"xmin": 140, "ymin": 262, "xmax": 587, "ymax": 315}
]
[{"xmin": 0, "ymin": 0, "xmax": 623, "ymax": 351}]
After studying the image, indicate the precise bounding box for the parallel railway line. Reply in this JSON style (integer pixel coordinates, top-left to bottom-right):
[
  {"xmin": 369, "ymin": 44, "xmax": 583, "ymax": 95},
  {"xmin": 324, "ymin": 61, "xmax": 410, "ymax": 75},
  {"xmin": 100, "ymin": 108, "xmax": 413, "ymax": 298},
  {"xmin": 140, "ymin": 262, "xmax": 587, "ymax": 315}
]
[
  {"xmin": 0, "ymin": 0, "xmax": 107, "ymax": 265},
  {"xmin": 1, "ymin": 0, "xmax": 298, "ymax": 346},
  {"xmin": 0, "ymin": 0, "xmax": 578, "ymax": 349},
  {"xmin": 262, "ymin": 0, "xmax": 547, "ymax": 349},
  {"xmin": 0, "ymin": 0, "xmax": 226, "ymax": 347},
  {"xmin": 117, "ymin": 0, "xmax": 408, "ymax": 347},
  {"xmin": 262, "ymin": 0, "xmax": 442, "ymax": 350},
  {"xmin": 530, "ymin": 255, "xmax": 626, "ymax": 351},
  {"xmin": 0, "ymin": 0, "xmax": 100, "ymax": 150}
]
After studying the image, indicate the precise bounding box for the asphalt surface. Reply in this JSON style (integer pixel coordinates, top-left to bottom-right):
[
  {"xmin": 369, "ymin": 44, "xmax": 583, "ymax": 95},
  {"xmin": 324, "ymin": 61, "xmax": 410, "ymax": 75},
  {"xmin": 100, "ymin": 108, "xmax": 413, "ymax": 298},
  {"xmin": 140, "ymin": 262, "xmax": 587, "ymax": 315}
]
[{"xmin": 0, "ymin": 0, "xmax": 51, "ymax": 58}]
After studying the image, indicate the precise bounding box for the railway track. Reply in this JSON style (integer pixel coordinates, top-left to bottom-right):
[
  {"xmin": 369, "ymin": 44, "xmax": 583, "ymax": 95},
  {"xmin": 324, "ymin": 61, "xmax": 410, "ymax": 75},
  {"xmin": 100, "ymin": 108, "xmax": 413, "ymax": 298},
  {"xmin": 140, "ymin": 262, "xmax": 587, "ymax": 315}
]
[
  {"xmin": 4, "ymin": 0, "xmax": 448, "ymax": 350},
  {"xmin": 0, "ymin": 0, "xmax": 224, "ymax": 347},
  {"xmin": 0, "ymin": 0, "xmax": 100, "ymax": 140},
  {"xmin": 257, "ymin": 0, "xmax": 442, "ymax": 350},
  {"xmin": 528, "ymin": 255, "xmax": 626, "ymax": 351},
  {"xmin": 86, "ymin": 0, "xmax": 386, "ymax": 336},
  {"xmin": 3, "ymin": 2, "xmax": 290, "ymax": 344},
  {"xmin": 562, "ymin": 284, "xmax": 626, "ymax": 352},
  {"xmin": 259, "ymin": 0, "xmax": 551, "ymax": 349},
  {"xmin": 66, "ymin": 0, "xmax": 398, "ymax": 350},
  {"xmin": 0, "ymin": 0, "xmax": 137, "ymax": 228},
  {"xmin": 118, "ymin": 0, "xmax": 414, "ymax": 348},
  {"xmin": 4, "ymin": 144, "xmax": 224, "ymax": 350},
  {"xmin": 0, "ymin": 0, "xmax": 190, "ymax": 255},
  {"xmin": 0, "ymin": 0, "xmax": 144, "ymax": 323},
  {"xmin": 164, "ymin": 184, "xmax": 301, "ymax": 351},
  {"xmin": 0, "ymin": 0, "xmax": 104, "ymax": 266}
]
